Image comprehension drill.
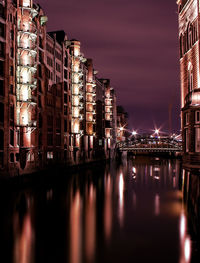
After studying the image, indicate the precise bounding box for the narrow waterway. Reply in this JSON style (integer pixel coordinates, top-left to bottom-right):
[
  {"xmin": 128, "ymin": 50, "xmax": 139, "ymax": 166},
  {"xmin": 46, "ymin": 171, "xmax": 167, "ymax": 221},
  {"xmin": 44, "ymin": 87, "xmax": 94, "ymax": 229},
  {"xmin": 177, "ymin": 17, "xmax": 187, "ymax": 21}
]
[{"xmin": 1, "ymin": 156, "xmax": 199, "ymax": 263}]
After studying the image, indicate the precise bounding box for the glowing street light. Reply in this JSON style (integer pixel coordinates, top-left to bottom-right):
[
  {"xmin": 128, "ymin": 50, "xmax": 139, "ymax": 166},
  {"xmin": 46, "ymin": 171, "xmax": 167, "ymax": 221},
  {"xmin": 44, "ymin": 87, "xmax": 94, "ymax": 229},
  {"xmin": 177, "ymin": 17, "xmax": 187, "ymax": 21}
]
[
  {"xmin": 119, "ymin": 127, "xmax": 124, "ymax": 132},
  {"xmin": 132, "ymin": 131, "xmax": 137, "ymax": 136},
  {"xmin": 155, "ymin": 129, "xmax": 159, "ymax": 135}
]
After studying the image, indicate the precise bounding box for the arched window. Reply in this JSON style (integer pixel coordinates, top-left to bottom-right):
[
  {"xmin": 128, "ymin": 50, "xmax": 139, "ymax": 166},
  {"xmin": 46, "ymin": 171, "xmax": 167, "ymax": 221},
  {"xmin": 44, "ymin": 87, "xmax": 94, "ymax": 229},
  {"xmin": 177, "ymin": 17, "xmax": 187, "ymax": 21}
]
[
  {"xmin": 186, "ymin": 24, "xmax": 190, "ymax": 51},
  {"xmin": 0, "ymin": 102, "xmax": 4, "ymax": 123},
  {"xmin": 0, "ymin": 129, "xmax": 3, "ymax": 150},
  {"xmin": 188, "ymin": 62, "xmax": 193, "ymax": 92},
  {"xmin": 180, "ymin": 34, "xmax": 183, "ymax": 57},
  {"xmin": 189, "ymin": 24, "xmax": 193, "ymax": 49}
]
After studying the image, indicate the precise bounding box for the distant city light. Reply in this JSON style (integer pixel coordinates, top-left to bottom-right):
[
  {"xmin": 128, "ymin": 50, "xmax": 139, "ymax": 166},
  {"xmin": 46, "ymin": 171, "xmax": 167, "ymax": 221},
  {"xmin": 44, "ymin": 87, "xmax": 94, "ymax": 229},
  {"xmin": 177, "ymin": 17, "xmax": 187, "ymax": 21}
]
[
  {"xmin": 132, "ymin": 131, "xmax": 137, "ymax": 136},
  {"xmin": 155, "ymin": 129, "xmax": 159, "ymax": 135},
  {"xmin": 119, "ymin": 127, "xmax": 124, "ymax": 131}
]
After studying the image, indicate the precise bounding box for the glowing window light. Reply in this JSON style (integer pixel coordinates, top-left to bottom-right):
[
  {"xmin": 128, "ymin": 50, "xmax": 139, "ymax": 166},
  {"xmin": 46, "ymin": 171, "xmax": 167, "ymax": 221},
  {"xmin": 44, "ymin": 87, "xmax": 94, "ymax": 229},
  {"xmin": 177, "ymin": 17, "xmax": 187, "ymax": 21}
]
[
  {"xmin": 105, "ymin": 113, "xmax": 111, "ymax": 121},
  {"xmin": 23, "ymin": 54, "xmax": 29, "ymax": 66},
  {"xmin": 22, "ymin": 68, "xmax": 29, "ymax": 83},
  {"xmin": 74, "ymin": 47, "xmax": 80, "ymax": 57},
  {"xmin": 73, "ymin": 120, "xmax": 79, "ymax": 134},
  {"xmin": 87, "ymin": 95, "xmax": 93, "ymax": 103},
  {"xmin": 21, "ymin": 109, "xmax": 29, "ymax": 125},
  {"xmin": 105, "ymin": 99, "xmax": 111, "ymax": 106},
  {"xmin": 73, "ymin": 84, "xmax": 79, "ymax": 95},
  {"xmin": 23, "ymin": 22, "xmax": 29, "ymax": 31},
  {"xmin": 86, "ymin": 113, "xmax": 93, "ymax": 122},
  {"xmin": 23, "ymin": 0, "xmax": 31, "ymax": 7},
  {"xmin": 73, "ymin": 108, "xmax": 79, "ymax": 118},
  {"xmin": 105, "ymin": 128, "xmax": 111, "ymax": 138},
  {"xmin": 23, "ymin": 36, "xmax": 29, "ymax": 48},
  {"xmin": 105, "ymin": 107, "xmax": 111, "ymax": 113},
  {"xmin": 86, "ymin": 104, "xmax": 93, "ymax": 112},
  {"xmin": 73, "ymin": 74, "xmax": 79, "ymax": 84},
  {"xmin": 73, "ymin": 64, "xmax": 79, "ymax": 73},
  {"xmin": 21, "ymin": 85, "xmax": 29, "ymax": 101},
  {"xmin": 73, "ymin": 96, "xmax": 79, "ymax": 106}
]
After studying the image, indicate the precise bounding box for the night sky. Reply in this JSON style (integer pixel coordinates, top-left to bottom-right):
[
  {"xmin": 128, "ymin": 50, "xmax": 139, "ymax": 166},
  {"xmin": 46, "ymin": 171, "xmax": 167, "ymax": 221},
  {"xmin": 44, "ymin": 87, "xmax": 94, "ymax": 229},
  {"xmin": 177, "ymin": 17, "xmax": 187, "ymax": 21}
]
[{"xmin": 37, "ymin": 0, "xmax": 180, "ymax": 134}]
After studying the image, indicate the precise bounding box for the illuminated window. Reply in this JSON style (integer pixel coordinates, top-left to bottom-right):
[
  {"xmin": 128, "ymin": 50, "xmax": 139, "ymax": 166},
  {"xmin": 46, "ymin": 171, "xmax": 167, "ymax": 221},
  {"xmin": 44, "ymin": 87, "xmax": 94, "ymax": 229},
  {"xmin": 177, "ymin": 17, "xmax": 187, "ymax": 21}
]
[
  {"xmin": 22, "ymin": 0, "xmax": 31, "ymax": 7},
  {"xmin": 47, "ymin": 151, "xmax": 53, "ymax": 159}
]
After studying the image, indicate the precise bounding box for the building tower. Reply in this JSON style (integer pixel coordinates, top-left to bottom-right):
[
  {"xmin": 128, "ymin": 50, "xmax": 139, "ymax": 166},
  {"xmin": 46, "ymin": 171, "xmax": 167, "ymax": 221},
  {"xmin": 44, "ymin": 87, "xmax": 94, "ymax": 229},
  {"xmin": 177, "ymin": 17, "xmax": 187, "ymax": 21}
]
[
  {"xmin": 16, "ymin": 0, "xmax": 38, "ymax": 169},
  {"xmin": 85, "ymin": 59, "xmax": 96, "ymax": 159},
  {"xmin": 177, "ymin": 0, "xmax": 200, "ymax": 167},
  {"xmin": 69, "ymin": 40, "xmax": 85, "ymax": 162}
]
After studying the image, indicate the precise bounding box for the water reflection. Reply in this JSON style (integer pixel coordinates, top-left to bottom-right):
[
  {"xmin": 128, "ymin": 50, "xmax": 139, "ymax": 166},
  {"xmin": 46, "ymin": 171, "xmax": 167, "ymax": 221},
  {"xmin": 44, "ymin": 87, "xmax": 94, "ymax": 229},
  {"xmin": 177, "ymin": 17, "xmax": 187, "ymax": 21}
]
[
  {"xmin": 1, "ymin": 157, "xmax": 200, "ymax": 263},
  {"xmin": 104, "ymin": 173, "xmax": 112, "ymax": 242},
  {"xmin": 85, "ymin": 184, "xmax": 96, "ymax": 263},
  {"xmin": 118, "ymin": 172, "xmax": 124, "ymax": 227},
  {"xmin": 70, "ymin": 191, "xmax": 82, "ymax": 263},
  {"xmin": 13, "ymin": 194, "xmax": 34, "ymax": 263}
]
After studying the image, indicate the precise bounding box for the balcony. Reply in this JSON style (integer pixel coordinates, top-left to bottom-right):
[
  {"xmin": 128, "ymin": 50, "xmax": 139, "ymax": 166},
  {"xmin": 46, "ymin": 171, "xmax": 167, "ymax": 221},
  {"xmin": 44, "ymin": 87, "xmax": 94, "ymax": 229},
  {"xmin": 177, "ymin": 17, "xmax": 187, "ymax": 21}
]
[{"xmin": 19, "ymin": 6, "xmax": 38, "ymax": 18}]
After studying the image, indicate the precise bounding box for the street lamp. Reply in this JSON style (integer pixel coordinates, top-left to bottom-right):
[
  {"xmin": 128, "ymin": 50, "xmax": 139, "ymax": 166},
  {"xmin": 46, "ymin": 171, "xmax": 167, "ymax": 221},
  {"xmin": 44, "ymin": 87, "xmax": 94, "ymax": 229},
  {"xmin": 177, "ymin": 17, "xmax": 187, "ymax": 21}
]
[
  {"xmin": 155, "ymin": 129, "xmax": 159, "ymax": 135},
  {"xmin": 132, "ymin": 131, "xmax": 137, "ymax": 136}
]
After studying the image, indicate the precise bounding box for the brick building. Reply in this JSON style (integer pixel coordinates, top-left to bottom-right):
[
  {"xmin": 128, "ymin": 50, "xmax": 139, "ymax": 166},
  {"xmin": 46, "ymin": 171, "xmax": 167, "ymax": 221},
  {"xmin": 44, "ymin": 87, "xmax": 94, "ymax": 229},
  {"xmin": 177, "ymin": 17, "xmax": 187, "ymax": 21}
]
[
  {"xmin": 177, "ymin": 0, "xmax": 200, "ymax": 167},
  {"xmin": 0, "ymin": 0, "xmax": 118, "ymax": 176}
]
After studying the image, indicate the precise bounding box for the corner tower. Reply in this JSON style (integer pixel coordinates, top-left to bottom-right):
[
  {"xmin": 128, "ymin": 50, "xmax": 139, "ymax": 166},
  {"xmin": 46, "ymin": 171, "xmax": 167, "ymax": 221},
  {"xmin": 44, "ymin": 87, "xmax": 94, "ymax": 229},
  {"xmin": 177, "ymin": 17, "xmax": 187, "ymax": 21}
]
[{"xmin": 177, "ymin": 0, "xmax": 200, "ymax": 167}]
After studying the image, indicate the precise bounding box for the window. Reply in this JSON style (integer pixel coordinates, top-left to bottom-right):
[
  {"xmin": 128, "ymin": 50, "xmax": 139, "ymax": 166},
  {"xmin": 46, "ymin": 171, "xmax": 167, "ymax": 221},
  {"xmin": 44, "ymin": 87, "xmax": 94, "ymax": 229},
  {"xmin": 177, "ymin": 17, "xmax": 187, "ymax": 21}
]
[
  {"xmin": 0, "ymin": 5, "xmax": 5, "ymax": 19},
  {"xmin": 16, "ymin": 153, "xmax": 19, "ymax": 162},
  {"xmin": 10, "ymin": 129, "xmax": 14, "ymax": 146},
  {"xmin": 196, "ymin": 111, "xmax": 200, "ymax": 123},
  {"xmin": 0, "ymin": 102, "xmax": 4, "ymax": 123},
  {"xmin": 47, "ymin": 151, "xmax": 53, "ymax": 159},
  {"xmin": 64, "ymin": 120, "xmax": 67, "ymax": 132},
  {"xmin": 64, "ymin": 69, "xmax": 68, "ymax": 79},
  {"xmin": 64, "ymin": 93, "xmax": 68, "ymax": 104},
  {"xmin": 188, "ymin": 63, "xmax": 193, "ymax": 92},
  {"xmin": 10, "ymin": 105, "xmax": 14, "ymax": 125},
  {"xmin": 179, "ymin": 34, "xmax": 183, "ymax": 58},
  {"xmin": 10, "ymin": 30, "xmax": 14, "ymax": 40},
  {"xmin": 0, "ymin": 42, "xmax": 4, "ymax": 57},
  {"xmin": 0, "ymin": 60, "xmax": 4, "ymax": 76},
  {"xmin": 64, "ymin": 81, "xmax": 67, "ymax": 91},
  {"xmin": 0, "ymin": 129, "xmax": 3, "ymax": 150},
  {"xmin": 0, "ymin": 23, "xmax": 4, "ymax": 38},
  {"xmin": 47, "ymin": 133, "xmax": 53, "ymax": 145},
  {"xmin": 0, "ymin": 152, "xmax": 3, "ymax": 167},
  {"xmin": 0, "ymin": 79, "xmax": 3, "ymax": 96},
  {"xmin": 10, "ymin": 84, "xmax": 13, "ymax": 94},
  {"xmin": 10, "ymin": 66, "xmax": 13, "ymax": 76}
]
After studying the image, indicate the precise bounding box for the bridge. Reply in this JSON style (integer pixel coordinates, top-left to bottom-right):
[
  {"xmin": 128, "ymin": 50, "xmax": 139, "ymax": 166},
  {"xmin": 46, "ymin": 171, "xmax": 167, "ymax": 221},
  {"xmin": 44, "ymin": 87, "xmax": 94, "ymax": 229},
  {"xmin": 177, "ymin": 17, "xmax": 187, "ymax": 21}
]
[{"xmin": 117, "ymin": 137, "xmax": 182, "ymax": 154}]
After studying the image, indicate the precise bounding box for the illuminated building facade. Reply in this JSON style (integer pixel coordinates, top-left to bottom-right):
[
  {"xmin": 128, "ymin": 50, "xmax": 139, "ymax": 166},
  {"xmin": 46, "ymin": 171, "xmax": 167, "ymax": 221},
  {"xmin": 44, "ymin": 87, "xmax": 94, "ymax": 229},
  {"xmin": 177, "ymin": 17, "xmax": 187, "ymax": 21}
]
[
  {"xmin": 85, "ymin": 59, "xmax": 96, "ymax": 159},
  {"xmin": 68, "ymin": 40, "xmax": 86, "ymax": 163},
  {"xmin": 0, "ymin": 0, "xmax": 118, "ymax": 176},
  {"xmin": 177, "ymin": 0, "xmax": 200, "ymax": 167}
]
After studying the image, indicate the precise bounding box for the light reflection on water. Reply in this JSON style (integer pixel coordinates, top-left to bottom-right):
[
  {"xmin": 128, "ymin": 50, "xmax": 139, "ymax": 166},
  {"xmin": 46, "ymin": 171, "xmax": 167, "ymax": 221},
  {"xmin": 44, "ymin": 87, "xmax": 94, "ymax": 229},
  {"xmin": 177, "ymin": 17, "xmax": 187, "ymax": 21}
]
[{"xmin": 2, "ymin": 157, "xmax": 198, "ymax": 263}]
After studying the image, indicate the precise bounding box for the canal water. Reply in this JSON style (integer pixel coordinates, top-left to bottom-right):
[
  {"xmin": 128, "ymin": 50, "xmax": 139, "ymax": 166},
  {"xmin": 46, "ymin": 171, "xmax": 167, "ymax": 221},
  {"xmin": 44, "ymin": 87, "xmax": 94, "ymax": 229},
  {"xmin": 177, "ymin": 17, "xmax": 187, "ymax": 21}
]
[{"xmin": 1, "ymin": 156, "xmax": 200, "ymax": 263}]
